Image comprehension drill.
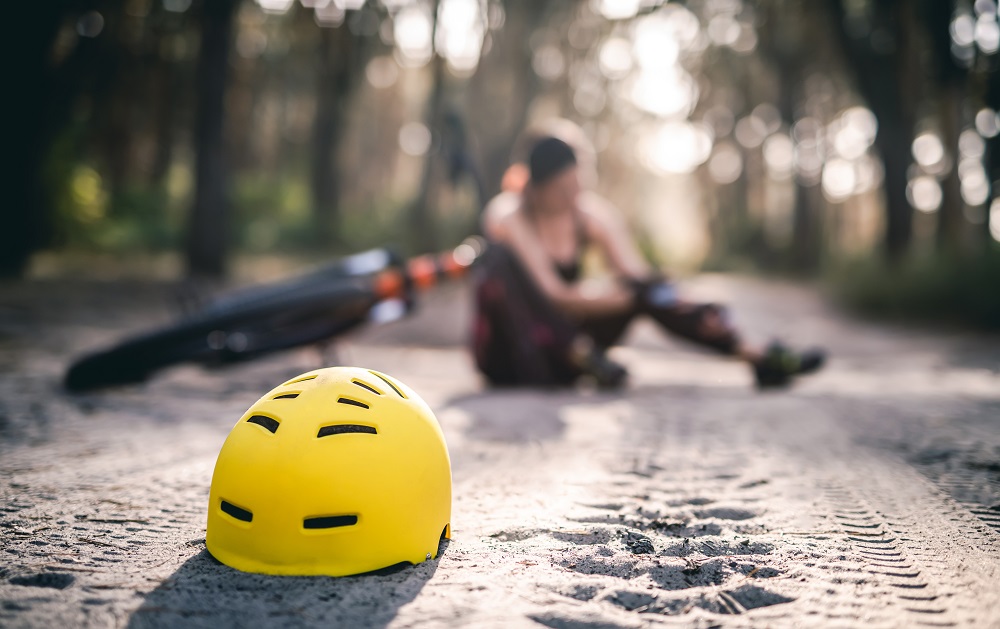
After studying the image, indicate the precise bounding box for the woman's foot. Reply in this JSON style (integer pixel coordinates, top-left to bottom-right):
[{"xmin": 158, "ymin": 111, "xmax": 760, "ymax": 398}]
[
  {"xmin": 584, "ymin": 350, "xmax": 629, "ymax": 390},
  {"xmin": 570, "ymin": 336, "xmax": 628, "ymax": 390},
  {"xmin": 752, "ymin": 341, "xmax": 826, "ymax": 389}
]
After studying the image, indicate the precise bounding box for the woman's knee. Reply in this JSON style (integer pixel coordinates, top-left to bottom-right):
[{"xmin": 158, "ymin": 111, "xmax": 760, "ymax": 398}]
[
  {"xmin": 649, "ymin": 302, "xmax": 740, "ymax": 354},
  {"xmin": 692, "ymin": 304, "xmax": 739, "ymax": 353}
]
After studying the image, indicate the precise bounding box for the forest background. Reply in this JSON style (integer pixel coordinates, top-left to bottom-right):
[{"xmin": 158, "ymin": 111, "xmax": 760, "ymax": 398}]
[{"xmin": 8, "ymin": 0, "xmax": 1000, "ymax": 328}]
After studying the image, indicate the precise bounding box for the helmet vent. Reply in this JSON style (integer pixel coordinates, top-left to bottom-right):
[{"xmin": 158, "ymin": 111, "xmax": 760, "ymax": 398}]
[
  {"xmin": 317, "ymin": 424, "xmax": 377, "ymax": 437},
  {"xmin": 272, "ymin": 393, "xmax": 299, "ymax": 400},
  {"xmin": 246, "ymin": 415, "xmax": 280, "ymax": 433},
  {"xmin": 303, "ymin": 515, "xmax": 358, "ymax": 529},
  {"xmin": 285, "ymin": 374, "xmax": 317, "ymax": 385},
  {"xmin": 337, "ymin": 397, "xmax": 369, "ymax": 409},
  {"xmin": 369, "ymin": 371, "xmax": 406, "ymax": 398},
  {"xmin": 220, "ymin": 500, "xmax": 253, "ymax": 522},
  {"xmin": 351, "ymin": 380, "xmax": 382, "ymax": 395}
]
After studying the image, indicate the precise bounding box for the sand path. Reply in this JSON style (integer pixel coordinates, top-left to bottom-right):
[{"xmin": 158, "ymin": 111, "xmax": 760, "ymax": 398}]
[{"xmin": 1, "ymin": 275, "xmax": 999, "ymax": 628}]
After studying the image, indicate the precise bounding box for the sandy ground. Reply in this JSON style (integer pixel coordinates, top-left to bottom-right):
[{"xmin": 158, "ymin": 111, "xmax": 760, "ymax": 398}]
[{"xmin": 1, "ymin": 274, "xmax": 999, "ymax": 628}]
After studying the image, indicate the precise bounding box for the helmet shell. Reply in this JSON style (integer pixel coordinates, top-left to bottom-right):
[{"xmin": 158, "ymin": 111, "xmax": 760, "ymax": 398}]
[{"xmin": 206, "ymin": 367, "xmax": 451, "ymax": 576}]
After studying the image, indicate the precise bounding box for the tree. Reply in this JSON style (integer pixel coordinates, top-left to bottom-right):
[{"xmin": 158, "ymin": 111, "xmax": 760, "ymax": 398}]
[
  {"xmin": 467, "ymin": 0, "xmax": 551, "ymax": 202},
  {"xmin": 4, "ymin": 2, "xmax": 88, "ymax": 276},
  {"xmin": 407, "ymin": 0, "xmax": 446, "ymax": 253},
  {"xmin": 920, "ymin": 0, "xmax": 969, "ymax": 253},
  {"xmin": 184, "ymin": 0, "xmax": 239, "ymax": 277},
  {"xmin": 826, "ymin": 0, "xmax": 920, "ymax": 262},
  {"xmin": 311, "ymin": 18, "xmax": 368, "ymax": 247}
]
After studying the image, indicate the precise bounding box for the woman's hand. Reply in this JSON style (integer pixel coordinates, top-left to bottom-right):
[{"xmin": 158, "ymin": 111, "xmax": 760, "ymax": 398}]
[{"xmin": 563, "ymin": 281, "xmax": 636, "ymax": 318}]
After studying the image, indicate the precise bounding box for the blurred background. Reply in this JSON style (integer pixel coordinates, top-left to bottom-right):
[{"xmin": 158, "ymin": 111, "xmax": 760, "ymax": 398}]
[{"xmin": 8, "ymin": 0, "xmax": 1000, "ymax": 328}]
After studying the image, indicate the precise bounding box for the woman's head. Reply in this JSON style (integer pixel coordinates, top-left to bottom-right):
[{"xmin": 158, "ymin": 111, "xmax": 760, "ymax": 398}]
[{"xmin": 526, "ymin": 137, "xmax": 580, "ymax": 214}]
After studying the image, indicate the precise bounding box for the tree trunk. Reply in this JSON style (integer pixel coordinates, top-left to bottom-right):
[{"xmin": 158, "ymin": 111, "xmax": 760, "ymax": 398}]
[
  {"xmin": 919, "ymin": 0, "xmax": 970, "ymax": 254},
  {"xmin": 93, "ymin": 18, "xmax": 130, "ymax": 198},
  {"xmin": 936, "ymin": 82, "xmax": 965, "ymax": 252},
  {"xmin": 467, "ymin": 0, "xmax": 549, "ymax": 202},
  {"xmin": 2, "ymin": 4, "xmax": 69, "ymax": 276},
  {"xmin": 876, "ymin": 120, "xmax": 915, "ymax": 260},
  {"xmin": 824, "ymin": 0, "xmax": 918, "ymax": 263},
  {"xmin": 311, "ymin": 24, "xmax": 360, "ymax": 247},
  {"xmin": 408, "ymin": 0, "xmax": 445, "ymax": 253},
  {"xmin": 985, "ymin": 76, "xmax": 1000, "ymax": 245},
  {"xmin": 151, "ymin": 57, "xmax": 179, "ymax": 184},
  {"xmin": 185, "ymin": 0, "xmax": 238, "ymax": 278}
]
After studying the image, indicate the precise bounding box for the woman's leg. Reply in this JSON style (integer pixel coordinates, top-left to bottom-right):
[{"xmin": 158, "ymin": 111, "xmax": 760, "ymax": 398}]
[
  {"xmin": 471, "ymin": 244, "xmax": 585, "ymax": 386},
  {"xmin": 636, "ymin": 280, "xmax": 824, "ymax": 387},
  {"xmin": 579, "ymin": 310, "xmax": 638, "ymax": 350},
  {"xmin": 644, "ymin": 301, "xmax": 745, "ymax": 356}
]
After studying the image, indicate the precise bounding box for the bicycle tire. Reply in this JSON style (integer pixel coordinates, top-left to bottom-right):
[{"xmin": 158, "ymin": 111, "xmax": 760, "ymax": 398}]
[
  {"xmin": 64, "ymin": 279, "xmax": 378, "ymax": 392},
  {"xmin": 64, "ymin": 324, "xmax": 218, "ymax": 391}
]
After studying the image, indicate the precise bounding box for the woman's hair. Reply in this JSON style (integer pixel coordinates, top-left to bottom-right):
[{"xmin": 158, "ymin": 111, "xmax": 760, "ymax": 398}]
[
  {"xmin": 501, "ymin": 121, "xmax": 593, "ymax": 194},
  {"xmin": 528, "ymin": 136, "xmax": 577, "ymax": 185}
]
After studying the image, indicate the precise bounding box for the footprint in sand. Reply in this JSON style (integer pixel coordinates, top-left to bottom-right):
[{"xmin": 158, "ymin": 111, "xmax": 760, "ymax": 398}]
[{"xmin": 693, "ymin": 506, "xmax": 759, "ymax": 520}]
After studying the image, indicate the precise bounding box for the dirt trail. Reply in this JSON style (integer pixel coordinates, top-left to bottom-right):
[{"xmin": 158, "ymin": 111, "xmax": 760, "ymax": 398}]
[{"xmin": 1, "ymin": 275, "xmax": 999, "ymax": 628}]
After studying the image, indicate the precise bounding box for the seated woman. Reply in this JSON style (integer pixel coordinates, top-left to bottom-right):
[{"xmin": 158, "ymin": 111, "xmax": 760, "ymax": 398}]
[{"xmin": 471, "ymin": 135, "xmax": 824, "ymax": 389}]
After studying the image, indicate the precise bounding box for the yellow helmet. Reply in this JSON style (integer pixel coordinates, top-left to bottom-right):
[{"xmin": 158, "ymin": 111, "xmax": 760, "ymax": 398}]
[{"xmin": 206, "ymin": 366, "xmax": 451, "ymax": 576}]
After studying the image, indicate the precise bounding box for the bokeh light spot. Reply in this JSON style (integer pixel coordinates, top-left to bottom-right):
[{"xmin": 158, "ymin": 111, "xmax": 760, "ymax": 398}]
[
  {"xmin": 366, "ymin": 56, "xmax": 399, "ymax": 89},
  {"xmin": 436, "ymin": 0, "xmax": 485, "ymax": 74},
  {"xmin": 256, "ymin": 0, "xmax": 293, "ymax": 15},
  {"xmin": 532, "ymin": 45, "xmax": 565, "ymax": 81},
  {"xmin": 907, "ymin": 175, "xmax": 943, "ymax": 213},
  {"xmin": 822, "ymin": 158, "xmax": 857, "ymax": 202},
  {"xmin": 734, "ymin": 115, "xmax": 767, "ymax": 149},
  {"xmin": 629, "ymin": 68, "xmax": 698, "ymax": 118},
  {"xmin": 599, "ymin": 38, "xmax": 633, "ymax": 80},
  {"xmin": 163, "ymin": 0, "xmax": 192, "ymax": 13},
  {"xmin": 597, "ymin": 0, "xmax": 642, "ymax": 21},
  {"xmin": 951, "ymin": 12, "xmax": 976, "ymax": 47},
  {"xmin": 315, "ymin": 2, "xmax": 345, "ymax": 27},
  {"xmin": 708, "ymin": 142, "xmax": 743, "ymax": 184},
  {"xmin": 76, "ymin": 11, "xmax": 105, "ymax": 38},
  {"xmin": 959, "ymin": 128, "xmax": 986, "ymax": 158},
  {"xmin": 990, "ymin": 197, "xmax": 1000, "ymax": 242},
  {"xmin": 912, "ymin": 132, "xmax": 945, "ymax": 168},
  {"xmin": 641, "ymin": 122, "xmax": 713, "ymax": 175},
  {"xmin": 763, "ymin": 133, "xmax": 794, "ymax": 180},
  {"xmin": 975, "ymin": 108, "xmax": 1000, "ymax": 138},
  {"xmin": 975, "ymin": 14, "xmax": 1000, "ymax": 53},
  {"xmin": 399, "ymin": 122, "xmax": 432, "ymax": 157},
  {"xmin": 395, "ymin": 5, "xmax": 434, "ymax": 67}
]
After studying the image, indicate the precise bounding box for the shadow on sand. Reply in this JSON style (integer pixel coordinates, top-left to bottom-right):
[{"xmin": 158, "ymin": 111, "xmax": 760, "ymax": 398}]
[
  {"xmin": 127, "ymin": 543, "xmax": 446, "ymax": 629},
  {"xmin": 442, "ymin": 383, "xmax": 748, "ymax": 444},
  {"xmin": 443, "ymin": 388, "xmax": 580, "ymax": 442}
]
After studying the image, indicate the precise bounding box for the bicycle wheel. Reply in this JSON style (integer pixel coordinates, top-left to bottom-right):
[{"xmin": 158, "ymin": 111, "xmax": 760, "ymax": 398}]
[
  {"xmin": 64, "ymin": 279, "xmax": 380, "ymax": 392},
  {"xmin": 64, "ymin": 322, "xmax": 219, "ymax": 391}
]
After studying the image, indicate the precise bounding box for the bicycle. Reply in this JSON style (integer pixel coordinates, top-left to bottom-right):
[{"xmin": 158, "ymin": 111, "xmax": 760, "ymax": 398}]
[{"xmin": 64, "ymin": 238, "xmax": 487, "ymax": 392}]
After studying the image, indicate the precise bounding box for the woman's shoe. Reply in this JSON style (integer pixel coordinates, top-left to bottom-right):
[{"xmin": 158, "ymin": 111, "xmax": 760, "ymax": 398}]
[
  {"xmin": 582, "ymin": 349, "xmax": 629, "ymax": 390},
  {"xmin": 753, "ymin": 342, "xmax": 826, "ymax": 389}
]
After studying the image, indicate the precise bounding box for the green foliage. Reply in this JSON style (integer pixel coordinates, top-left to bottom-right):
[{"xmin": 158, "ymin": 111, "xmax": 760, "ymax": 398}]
[
  {"xmin": 701, "ymin": 225, "xmax": 805, "ymax": 276},
  {"xmin": 49, "ymin": 166, "xmax": 181, "ymax": 253},
  {"xmin": 42, "ymin": 158, "xmax": 476, "ymax": 259},
  {"xmin": 829, "ymin": 247, "xmax": 1000, "ymax": 330},
  {"xmin": 232, "ymin": 172, "xmax": 313, "ymax": 252},
  {"xmin": 229, "ymin": 171, "xmax": 475, "ymax": 256}
]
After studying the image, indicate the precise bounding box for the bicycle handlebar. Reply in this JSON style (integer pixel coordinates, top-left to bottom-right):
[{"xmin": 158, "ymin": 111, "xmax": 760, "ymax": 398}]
[{"xmin": 374, "ymin": 236, "xmax": 488, "ymax": 301}]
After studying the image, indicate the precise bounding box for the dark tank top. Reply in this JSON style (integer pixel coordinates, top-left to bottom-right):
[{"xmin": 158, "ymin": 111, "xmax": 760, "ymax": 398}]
[{"xmin": 552, "ymin": 214, "xmax": 588, "ymax": 284}]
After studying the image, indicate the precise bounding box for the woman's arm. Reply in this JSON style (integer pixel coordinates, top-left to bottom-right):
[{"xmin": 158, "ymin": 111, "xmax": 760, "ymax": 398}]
[
  {"xmin": 488, "ymin": 202, "xmax": 634, "ymax": 318},
  {"xmin": 481, "ymin": 191, "xmax": 520, "ymax": 239},
  {"xmin": 579, "ymin": 192, "xmax": 653, "ymax": 280}
]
